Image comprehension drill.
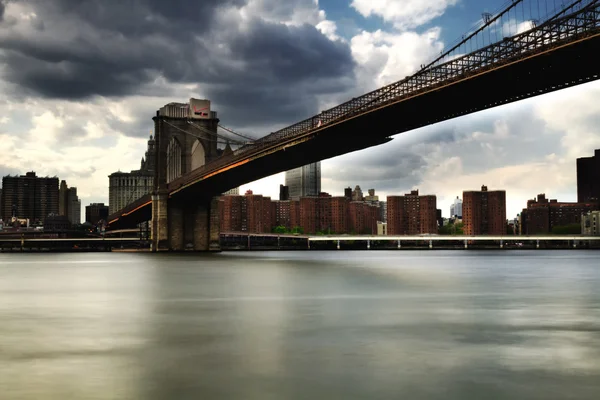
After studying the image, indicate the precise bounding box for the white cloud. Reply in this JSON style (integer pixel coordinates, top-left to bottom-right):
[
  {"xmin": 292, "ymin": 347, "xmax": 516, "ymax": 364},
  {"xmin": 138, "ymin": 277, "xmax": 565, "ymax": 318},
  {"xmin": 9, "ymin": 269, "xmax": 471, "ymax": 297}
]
[{"xmin": 351, "ymin": 0, "xmax": 459, "ymax": 31}]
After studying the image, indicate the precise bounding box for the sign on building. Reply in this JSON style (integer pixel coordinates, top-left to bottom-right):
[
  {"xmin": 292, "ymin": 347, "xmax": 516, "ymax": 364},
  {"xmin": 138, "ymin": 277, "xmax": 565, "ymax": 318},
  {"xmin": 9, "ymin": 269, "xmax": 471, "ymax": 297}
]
[{"xmin": 189, "ymin": 98, "xmax": 211, "ymax": 119}]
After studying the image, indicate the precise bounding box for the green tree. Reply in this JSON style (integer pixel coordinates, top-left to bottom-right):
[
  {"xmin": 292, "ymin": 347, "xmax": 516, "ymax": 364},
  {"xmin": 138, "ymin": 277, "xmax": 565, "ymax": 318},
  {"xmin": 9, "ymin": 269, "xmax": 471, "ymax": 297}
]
[
  {"xmin": 273, "ymin": 225, "xmax": 287, "ymax": 234},
  {"xmin": 551, "ymin": 224, "xmax": 581, "ymax": 235}
]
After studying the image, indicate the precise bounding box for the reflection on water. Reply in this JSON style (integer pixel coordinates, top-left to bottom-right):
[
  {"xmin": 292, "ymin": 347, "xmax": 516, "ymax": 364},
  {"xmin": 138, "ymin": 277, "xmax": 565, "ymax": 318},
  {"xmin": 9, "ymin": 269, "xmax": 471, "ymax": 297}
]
[{"xmin": 1, "ymin": 251, "xmax": 599, "ymax": 399}]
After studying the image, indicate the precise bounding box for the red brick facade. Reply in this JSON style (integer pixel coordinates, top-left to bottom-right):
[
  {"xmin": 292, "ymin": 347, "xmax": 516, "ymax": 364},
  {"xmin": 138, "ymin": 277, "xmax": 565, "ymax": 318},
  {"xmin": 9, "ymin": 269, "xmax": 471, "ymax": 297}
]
[
  {"xmin": 386, "ymin": 190, "xmax": 437, "ymax": 235},
  {"xmin": 463, "ymin": 185, "xmax": 506, "ymax": 235}
]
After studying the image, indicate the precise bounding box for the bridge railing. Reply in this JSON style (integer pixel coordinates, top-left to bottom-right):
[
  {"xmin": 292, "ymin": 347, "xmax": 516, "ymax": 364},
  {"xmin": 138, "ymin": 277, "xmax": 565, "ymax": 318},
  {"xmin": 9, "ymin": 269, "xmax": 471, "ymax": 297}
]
[{"xmin": 167, "ymin": 1, "xmax": 599, "ymax": 193}]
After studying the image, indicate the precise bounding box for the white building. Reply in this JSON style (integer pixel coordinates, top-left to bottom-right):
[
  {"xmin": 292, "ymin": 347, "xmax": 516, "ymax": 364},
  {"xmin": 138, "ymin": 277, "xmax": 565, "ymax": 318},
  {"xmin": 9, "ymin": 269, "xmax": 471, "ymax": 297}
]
[
  {"xmin": 450, "ymin": 196, "xmax": 463, "ymax": 218},
  {"xmin": 285, "ymin": 162, "xmax": 321, "ymax": 200}
]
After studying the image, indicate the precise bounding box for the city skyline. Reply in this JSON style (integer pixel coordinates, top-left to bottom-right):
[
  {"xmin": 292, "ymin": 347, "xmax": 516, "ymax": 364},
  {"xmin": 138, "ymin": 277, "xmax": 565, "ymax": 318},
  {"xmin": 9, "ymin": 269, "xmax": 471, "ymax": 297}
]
[{"xmin": 0, "ymin": 1, "xmax": 599, "ymax": 219}]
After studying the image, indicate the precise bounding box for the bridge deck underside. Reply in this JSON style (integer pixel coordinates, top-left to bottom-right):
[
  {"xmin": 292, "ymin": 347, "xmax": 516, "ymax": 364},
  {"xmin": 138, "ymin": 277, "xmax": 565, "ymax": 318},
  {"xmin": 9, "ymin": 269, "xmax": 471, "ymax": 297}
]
[{"xmin": 108, "ymin": 34, "xmax": 600, "ymax": 230}]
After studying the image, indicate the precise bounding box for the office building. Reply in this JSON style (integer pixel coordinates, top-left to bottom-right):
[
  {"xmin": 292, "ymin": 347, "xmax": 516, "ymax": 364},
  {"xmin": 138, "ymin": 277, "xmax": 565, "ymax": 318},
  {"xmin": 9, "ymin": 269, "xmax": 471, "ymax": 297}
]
[
  {"xmin": 450, "ymin": 196, "xmax": 463, "ymax": 218},
  {"xmin": 108, "ymin": 135, "xmax": 156, "ymax": 214},
  {"xmin": 520, "ymin": 194, "xmax": 599, "ymax": 234},
  {"xmin": 582, "ymin": 210, "xmax": 600, "ymax": 235},
  {"xmin": 1, "ymin": 172, "xmax": 59, "ymax": 224},
  {"xmin": 279, "ymin": 185, "xmax": 290, "ymax": 201},
  {"xmin": 285, "ymin": 162, "xmax": 321, "ymax": 200},
  {"xmin": 577, "ymin": 149, "xmax": 600, "ymax": 202},
  {"xmin": 387, "ymin": 190, "xmax": 437, "ymax": 235},
  {"xmin": 59, "ymin": 180, "xmax": 81, "ymax": 224},
  {"xmin": 463, "ymin": 185, "xmax": 506, "ymax": 235},
  {"xmin": 86, "ymin": 203, "xmax": 110, "ymax": 225}
]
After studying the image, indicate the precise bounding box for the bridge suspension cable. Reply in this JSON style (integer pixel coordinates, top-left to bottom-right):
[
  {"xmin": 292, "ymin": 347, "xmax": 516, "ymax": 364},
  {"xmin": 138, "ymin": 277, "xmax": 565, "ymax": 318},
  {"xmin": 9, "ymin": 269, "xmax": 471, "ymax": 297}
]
[
  {"xmin": 217, "ymin": 124, "xmax": 256, "ymax": 142},
  {"xmin": 162, "ymin": 119, "xmax": 245, "ymax": 146},
  {"xmin": 186, "ymin": 120, "xmax": 247, "ymax": 145}
]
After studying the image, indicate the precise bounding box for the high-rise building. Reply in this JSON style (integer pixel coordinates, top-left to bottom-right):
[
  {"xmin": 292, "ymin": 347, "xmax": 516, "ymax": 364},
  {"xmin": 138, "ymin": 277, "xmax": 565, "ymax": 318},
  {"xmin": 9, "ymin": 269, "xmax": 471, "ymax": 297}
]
[
  {"xmin": 450, "ymin": 196, "xmax": 463, "ymax": 218},
  {"xmin": 59, "ymin": 180, "xmax": 81, "ymax": 224},
  {"xmin": 577, "ymin": 149, "xmax": 600, "ymax": 202},
  {"xmin": 344, "ymin": 187, "xmax": 352, "ymax": 200},
  {"xmin": 386, "ymin": 190, "xmax": 437, "ymax": 235},
  {"xmin": 108, "ymin": 135, "xmax": 156, "ymax": 214},
  {"xmin": 520, "ymin": 194, "xmax": 599, "ymax": 234},
  {"xmin": 285, "ymin": 162, "xmax": 321, "ymax": 200},
  {"xmin": 1, "ymin": 172, "xmax": 59, "ymax": 224},
  {"xmin": 463, "ymin": 185, "xmax": 506, "ymax": 235},
  {"xmin": 279, "ymin": 185, "xmax": 290, "ymax": 201}
]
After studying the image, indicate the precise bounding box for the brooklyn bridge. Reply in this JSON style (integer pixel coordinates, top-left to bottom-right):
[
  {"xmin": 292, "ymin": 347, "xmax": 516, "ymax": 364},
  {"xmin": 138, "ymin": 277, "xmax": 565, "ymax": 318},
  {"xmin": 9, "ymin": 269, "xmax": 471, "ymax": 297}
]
[{"xmin": 105, "ymin": 0, "xmax": 600, "ymax": 251}]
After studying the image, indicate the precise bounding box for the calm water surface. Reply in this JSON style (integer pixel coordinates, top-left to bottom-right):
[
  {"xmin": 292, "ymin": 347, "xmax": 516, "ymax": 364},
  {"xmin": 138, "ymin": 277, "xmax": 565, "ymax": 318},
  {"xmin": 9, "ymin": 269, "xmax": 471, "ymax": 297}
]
[{"xmin": 1, "ymin": 251, "xmax": 599, "ymax": 399}]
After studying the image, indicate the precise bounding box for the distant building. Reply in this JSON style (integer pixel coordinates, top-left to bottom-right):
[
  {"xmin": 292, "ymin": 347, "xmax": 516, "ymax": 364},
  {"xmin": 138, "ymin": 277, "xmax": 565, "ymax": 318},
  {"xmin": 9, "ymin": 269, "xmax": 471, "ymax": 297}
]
[
  {"xmin": 222, "ymin": 187, "xmax": 240, "ymax": 195},
  {"xmin": 463, "ymin": 185, "xmax": 506, "ymax": 235},
  {"xmin": 577, "ymin": 149, "xmax": 600, "ymax": 203},
  {"xmin": 285, "ymin": 162, "xmax": 321, "ymax": 200},
  {"xmin": 272, "ymin": 200, "xmax": 291, "ymax": 228},
  {"xmin": 86, "ymin": 203, "xmax": 109, "ymax": 225},
  {"xmin": 59, "ymin": 180, "xmax": 81, "ymax": 224},
  {"xmin": 218, "ymin": 191, "xmax": 272, "ymax": 233},
  {"xmin": 344, "ymin": 187, "xmax": 352, "ymax": 200},
  {"xmin": 377, "ymin": 221, "xmax": 387, "ymax": 235},
  {"xmin": 378, "ymin": 201, "xmax": 387, "ymax": 223},
  {"xmin": 582, "ymin": 210, "xmax": 600, "ymax": 235},
  {"xmin": 1, "ymin": 172, "xmax": 59, "ymax": 224},
  {"xmin": 279, "ymin": 184, "xmax": 290, "ymax": 201},
  {"xmin": 450, "ymin": 196, "xmax": 463, "ymax": 218},
  {"xmin": 364, "ymin": 189, "xmax": 379, "ymax": 202},
  {"xmin": 520, "ymin": 194, "xmax": 598, "ymax": 234},
  {"xmin": 352, "ymin": 185, "xmax": 364, "ymax": 202},
  {"xmin": 108, "ymin": 135, "xmax": 156, "ymax": 214},
  {"xmin": 387, "ymin": 190, "xmax": 437, "ymax": 235}
]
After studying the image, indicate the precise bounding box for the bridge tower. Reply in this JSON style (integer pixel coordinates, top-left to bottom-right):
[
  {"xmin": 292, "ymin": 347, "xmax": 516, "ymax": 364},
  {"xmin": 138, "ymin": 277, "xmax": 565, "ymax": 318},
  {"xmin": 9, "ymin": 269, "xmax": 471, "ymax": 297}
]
[{"xmin": 151, "ymin": 98, "xmax": 221, "ymax": 251}]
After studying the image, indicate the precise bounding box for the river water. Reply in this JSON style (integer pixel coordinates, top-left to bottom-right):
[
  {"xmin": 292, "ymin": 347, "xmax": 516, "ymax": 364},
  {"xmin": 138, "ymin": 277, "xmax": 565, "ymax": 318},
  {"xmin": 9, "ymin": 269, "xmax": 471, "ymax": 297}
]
[{"xmin": 1, "ymin": 250, "xmax": 599, "ymax": 399}]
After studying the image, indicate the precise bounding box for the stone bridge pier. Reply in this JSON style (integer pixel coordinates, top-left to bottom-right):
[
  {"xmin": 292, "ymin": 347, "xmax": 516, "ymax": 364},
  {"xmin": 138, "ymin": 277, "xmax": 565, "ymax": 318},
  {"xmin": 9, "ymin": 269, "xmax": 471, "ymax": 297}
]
[
  {"xmin": 149, "ymin": 98, "xmax": 222, "ymax": 252},
  {"xmin": 151, "ymin": 193, "xmax": 220, "ymax": 252}
]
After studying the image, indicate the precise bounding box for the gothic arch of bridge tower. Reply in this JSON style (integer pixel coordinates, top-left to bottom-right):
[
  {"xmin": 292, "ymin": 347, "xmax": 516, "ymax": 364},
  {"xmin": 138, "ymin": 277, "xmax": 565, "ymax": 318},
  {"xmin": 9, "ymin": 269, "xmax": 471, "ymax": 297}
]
[{"xmin": 151, "ymin": 100, "xmax": 221, "ymax": 251}]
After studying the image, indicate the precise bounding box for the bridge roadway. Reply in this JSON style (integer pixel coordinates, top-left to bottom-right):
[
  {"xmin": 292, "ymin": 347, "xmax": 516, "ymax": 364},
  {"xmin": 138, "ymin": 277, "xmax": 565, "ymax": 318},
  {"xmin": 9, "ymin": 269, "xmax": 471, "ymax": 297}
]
[{"xmin": 107, "ymin": 3, "xmax": 600, "ymax": 231}]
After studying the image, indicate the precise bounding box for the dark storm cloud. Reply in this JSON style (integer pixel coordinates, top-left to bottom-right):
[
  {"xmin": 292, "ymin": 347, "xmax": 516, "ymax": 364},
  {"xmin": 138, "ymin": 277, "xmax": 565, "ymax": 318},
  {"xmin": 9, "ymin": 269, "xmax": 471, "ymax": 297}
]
[{"xmin": 0, "ymin": 0, "xmax": 356, "ymax": 134}]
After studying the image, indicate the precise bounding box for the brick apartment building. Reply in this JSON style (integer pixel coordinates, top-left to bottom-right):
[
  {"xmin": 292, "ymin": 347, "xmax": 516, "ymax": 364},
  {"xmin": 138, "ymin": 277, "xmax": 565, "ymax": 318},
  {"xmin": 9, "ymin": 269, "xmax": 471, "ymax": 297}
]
[
  {"xmin": 386, "ymin": 190, "xmax": 437, "ymax": 235},
  {"xmin": 1, "ymin": 172, "xmax": 59, "ymax": 224},
  {"xmin": 520, "ymin": 193, "xmax": 599, "ymax": 234},
  {"xmin": 218, "ymin": 191, "xmax": 272, "ymax": 233},
  {"xmin": 463, "ymin": 185, "xmax": 506, "ymax": 235},
  {"xmin": 577, "ymin": 149, "xmax": 600, "ymax": 202}
]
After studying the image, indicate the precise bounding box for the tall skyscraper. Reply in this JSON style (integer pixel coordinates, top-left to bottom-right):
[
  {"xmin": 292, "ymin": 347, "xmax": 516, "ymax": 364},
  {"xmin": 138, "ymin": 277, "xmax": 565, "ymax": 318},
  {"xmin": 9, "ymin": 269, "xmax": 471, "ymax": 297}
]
[
  {"xmin": 285, "ymin": 162, "xmax": 321, "ymax": 200},
  {"xmin": 577, "ymin": 149, "xmax": 600, "ymax": 202},
  {"xmin": 450, "ymin": 196, "xmax": 463, "ymax": 218},
  {"xmin": 1, "ymin": 172, "xmax": 59, "ymax": 224},
  {"xmin": 109, "ymin": 135, "xmax": 156, "ymax": 214},
  {"xmin": 463, "ymin": 185, "xmax": 506, "ymax": 235},
  {"xmin": 59, "ymin": 180, "xmax": 81, "ymax": 224}
]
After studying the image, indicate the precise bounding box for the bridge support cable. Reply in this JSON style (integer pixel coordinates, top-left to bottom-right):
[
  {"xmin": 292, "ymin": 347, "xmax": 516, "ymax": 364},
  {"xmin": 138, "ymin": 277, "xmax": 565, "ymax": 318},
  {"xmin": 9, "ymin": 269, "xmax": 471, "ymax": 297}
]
[
  {"xmin": 186, "ymin": 121, "xmax": 249, "ymax": 146},
  {"xmin": 217, "ymin": 124, "xmax": 257, "ymax": 142},
  {"xmin": 162, "ymin": 119, "xmax": 245, "ymax": 146}
]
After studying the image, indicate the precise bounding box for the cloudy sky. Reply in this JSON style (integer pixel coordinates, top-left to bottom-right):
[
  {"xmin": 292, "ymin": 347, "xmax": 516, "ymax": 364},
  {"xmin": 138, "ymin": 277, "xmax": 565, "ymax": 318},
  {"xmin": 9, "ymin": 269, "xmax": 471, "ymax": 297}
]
[{"xmin": 1, "ymin": 0, "xmax": 599, "ymax": 219}]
